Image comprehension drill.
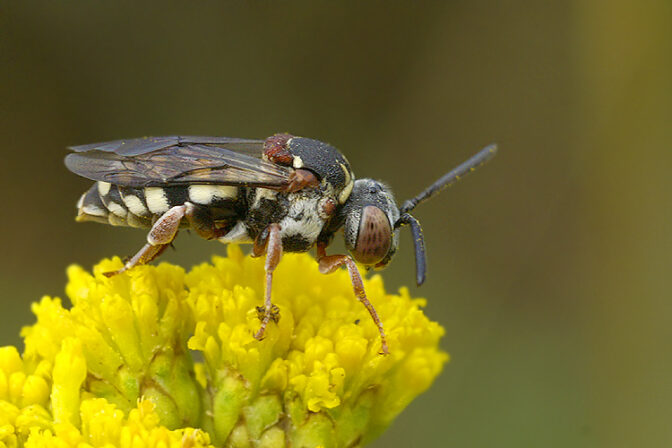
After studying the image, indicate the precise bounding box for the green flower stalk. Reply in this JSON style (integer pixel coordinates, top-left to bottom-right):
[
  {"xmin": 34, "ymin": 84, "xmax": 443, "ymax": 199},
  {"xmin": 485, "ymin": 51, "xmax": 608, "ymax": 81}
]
[{"xmin": 0, "ymin": 246, "xmax": 447, "ymax": 447}]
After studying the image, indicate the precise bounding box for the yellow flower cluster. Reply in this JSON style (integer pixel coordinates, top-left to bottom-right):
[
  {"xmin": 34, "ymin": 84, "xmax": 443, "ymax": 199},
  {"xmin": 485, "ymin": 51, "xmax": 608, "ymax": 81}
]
[
  {"xmin": 0, "ymin": 344, "xmax": 211, "ymax": 448},
  {"xmin": 0, "ymin": 246, "xmax": 447, "ymax": 447}
]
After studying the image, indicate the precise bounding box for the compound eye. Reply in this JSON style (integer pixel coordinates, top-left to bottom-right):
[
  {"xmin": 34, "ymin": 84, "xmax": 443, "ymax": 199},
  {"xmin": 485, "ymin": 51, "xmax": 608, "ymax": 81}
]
[{"xmin": 352, "ymin": 205, "xmax": 392, "ymax": 265}]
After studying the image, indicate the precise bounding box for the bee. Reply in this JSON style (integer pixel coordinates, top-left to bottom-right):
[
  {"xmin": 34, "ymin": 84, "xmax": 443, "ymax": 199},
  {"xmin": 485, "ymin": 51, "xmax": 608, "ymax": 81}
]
[{"xmin": 66, "ymin": 134, "xmax": 496, "ymax": 354}]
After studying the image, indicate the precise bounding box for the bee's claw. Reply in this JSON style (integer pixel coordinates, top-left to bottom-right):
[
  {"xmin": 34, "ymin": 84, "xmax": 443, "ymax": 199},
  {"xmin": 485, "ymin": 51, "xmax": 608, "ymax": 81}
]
[{"xmin": 256, "ymin": 304, "xmax": 281, "ymax": 324}]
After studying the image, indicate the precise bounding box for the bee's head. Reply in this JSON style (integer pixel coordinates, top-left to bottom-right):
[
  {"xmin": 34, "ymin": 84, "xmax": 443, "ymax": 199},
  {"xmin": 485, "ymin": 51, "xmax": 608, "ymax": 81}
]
[
  {"xmin": 338, "ymin": 144, "xmax": 498, "ymax": 286},
  {"xmin": 341, "ymin": 178, "xmax": 428, "ymax": 285},
  {"xmin": 341, "ymin": 179, "xmax": 401, "ymax": 271}
]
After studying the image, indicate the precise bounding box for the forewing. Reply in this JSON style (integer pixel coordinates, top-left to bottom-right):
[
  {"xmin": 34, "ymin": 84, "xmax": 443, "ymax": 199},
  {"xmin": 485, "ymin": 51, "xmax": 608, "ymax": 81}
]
[
  {"xmin": 65, "ymin": 137, "xmax": 293, "ymax": 189},
  {"xmin": 68, "ymin": 136, "xmax": 265, "ymax": 156},
  {"xmin": 69, "ymin": 136, "xmax": 180, "ymax": 156}
]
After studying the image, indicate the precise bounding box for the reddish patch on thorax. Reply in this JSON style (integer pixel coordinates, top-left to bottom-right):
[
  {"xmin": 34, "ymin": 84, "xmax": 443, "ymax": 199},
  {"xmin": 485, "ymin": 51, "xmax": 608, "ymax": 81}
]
[
  {"xmin": 286, "ymin": 169, "xmax": 319, "ymax": 192},
  {"xmin": 263, "ymin": 133, "xmax": 295, "ymax": 165}
]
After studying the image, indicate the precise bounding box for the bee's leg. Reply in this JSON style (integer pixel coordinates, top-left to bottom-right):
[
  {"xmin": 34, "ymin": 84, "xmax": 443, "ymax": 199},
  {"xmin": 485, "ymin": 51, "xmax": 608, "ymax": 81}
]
[
  {"xmin": 104, "ymin": 205, "xmax": 186, "ymax": 277},
  {"xmin": 316, "ymin": 243, "xmax": 389, "ymax": 355},
  {"xmin": 104, "ymin": 243, "xmax": 170, "ymax": 277},
  {"xmin": 252, "ymin": 223, "xmax": 283, "ymax": 340},
  {"xmin": 183, "ymin": 203, "xmax": 230, "ymax": 239}
]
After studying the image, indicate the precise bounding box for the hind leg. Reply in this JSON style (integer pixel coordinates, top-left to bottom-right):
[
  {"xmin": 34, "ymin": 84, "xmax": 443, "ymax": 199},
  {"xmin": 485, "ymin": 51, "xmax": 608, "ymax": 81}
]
[{"xmin": 104, "ymin": 205, "xmax": 187, "ymax": 277}]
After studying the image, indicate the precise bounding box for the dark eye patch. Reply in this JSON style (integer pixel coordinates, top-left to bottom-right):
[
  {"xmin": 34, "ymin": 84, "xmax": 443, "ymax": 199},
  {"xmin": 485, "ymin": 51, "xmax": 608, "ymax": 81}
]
[{"xmin": 353, "ymin": 205, "xmax": 392, "ymax": 265}]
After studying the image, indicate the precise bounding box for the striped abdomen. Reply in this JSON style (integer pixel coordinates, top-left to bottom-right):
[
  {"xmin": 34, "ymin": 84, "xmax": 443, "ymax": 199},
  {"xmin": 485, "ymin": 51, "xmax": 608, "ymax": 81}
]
[{"xmin": 76, "ymin": 181, "xmax": 242, "ymax": 228}]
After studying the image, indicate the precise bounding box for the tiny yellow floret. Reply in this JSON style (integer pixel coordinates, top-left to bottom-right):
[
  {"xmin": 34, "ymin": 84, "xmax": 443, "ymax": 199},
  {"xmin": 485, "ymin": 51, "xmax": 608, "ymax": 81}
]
[{"xmin": 1, "ymin": 246, "xmax": 447, "ymax": 447}]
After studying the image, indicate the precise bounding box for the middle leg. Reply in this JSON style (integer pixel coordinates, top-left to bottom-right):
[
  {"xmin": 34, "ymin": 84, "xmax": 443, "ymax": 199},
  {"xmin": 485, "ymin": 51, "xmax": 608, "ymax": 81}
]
[{"xmin": 253, "ymin": 223, "xmax": 283, "ymax": 340}]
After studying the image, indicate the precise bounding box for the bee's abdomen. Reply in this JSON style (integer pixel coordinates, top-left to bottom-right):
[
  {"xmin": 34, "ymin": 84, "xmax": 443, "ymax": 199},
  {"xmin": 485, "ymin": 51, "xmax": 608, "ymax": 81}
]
[
  {"xmin": 76, "ymin": 182, "xmax": 242, "ymax": 228},
  {"xmin": 76, "ymin": 183, "xmax": 113, "ymax": 224},
  {"xmin": 76, "ymin": 182, "xmax": 150, "ymax": 227}
]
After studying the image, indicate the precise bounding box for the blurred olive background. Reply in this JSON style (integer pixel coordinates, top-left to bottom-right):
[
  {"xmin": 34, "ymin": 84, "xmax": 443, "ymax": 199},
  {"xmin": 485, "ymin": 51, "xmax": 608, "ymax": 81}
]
[{"xmin": 1, "ymin": 1, "xmax": 671, "ymax": 447}]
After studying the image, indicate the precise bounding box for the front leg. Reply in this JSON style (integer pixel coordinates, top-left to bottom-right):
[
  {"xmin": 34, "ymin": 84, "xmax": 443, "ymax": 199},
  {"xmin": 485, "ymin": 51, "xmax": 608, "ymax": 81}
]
[
  {"xmin": 316, "ymin": 243, "xmax": 389, "ymax": 355},
  {"xmin": 253, "ymin": 223, "xmax": 283, "ymax": 340}
]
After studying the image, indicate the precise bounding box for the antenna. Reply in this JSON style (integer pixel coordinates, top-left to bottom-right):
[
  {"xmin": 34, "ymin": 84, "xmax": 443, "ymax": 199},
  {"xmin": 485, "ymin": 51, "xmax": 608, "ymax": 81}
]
[
  {"xmin": 395, "ymin": 213, "xmax": 427, "ymax": 286},
  {"xmin": 399, "ymin": 144, "xmax": 497, "ymax": 214}
]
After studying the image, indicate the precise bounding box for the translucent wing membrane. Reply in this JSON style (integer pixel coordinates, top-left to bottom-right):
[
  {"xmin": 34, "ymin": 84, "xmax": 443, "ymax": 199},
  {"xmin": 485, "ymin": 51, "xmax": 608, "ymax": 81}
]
[
  {"xmin": 65, "ymin": 136, "xmax": 293, "ymax": 189},
  {"xmin": 69, "ymin": 136, "xmax": 265, "ymax": 156}
]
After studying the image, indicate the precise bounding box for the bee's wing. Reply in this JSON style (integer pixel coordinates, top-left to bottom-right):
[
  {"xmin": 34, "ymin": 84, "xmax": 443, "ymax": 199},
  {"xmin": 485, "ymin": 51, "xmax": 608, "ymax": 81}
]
[{"xmin": 65, "ymin": 136, "xmax": 293, "ymax": 189}]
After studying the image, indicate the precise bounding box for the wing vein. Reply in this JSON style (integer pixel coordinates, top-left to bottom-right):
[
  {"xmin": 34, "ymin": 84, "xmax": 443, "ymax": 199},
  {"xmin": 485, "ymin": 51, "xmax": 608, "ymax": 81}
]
[{"xmin": 65, "ymin": 137, "xmax": 292, "ymax": 189}]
